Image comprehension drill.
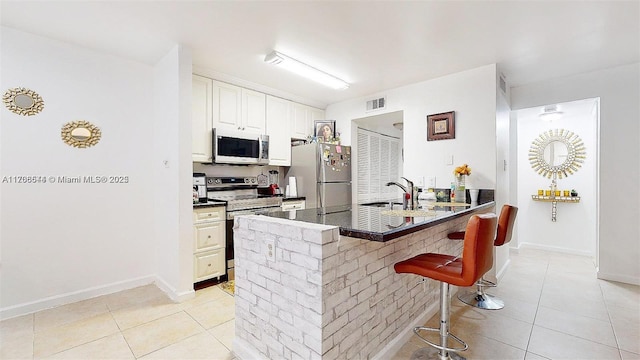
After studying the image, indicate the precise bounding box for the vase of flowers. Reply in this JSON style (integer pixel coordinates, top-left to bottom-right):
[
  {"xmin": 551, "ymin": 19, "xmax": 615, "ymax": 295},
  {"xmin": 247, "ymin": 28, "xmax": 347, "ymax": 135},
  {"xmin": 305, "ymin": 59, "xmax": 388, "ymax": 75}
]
[{"xmin": 454, "ymin": 164, "xmax": 471, "ymax": 203}]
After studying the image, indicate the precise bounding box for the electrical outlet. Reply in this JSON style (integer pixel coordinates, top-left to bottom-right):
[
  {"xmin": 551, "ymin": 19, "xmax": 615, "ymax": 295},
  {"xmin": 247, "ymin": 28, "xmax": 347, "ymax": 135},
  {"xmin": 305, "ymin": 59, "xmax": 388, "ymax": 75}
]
[
  {"xmin": 265, "ymin": 239, "xmax": 275, "ymax": 261},
  {"xmin": 416, "ymin": 176, "xmax": 425, "ymax": 187},
  {"xmin": 426, "ymin": 176, "xmax": 436, "ymax": 188}
]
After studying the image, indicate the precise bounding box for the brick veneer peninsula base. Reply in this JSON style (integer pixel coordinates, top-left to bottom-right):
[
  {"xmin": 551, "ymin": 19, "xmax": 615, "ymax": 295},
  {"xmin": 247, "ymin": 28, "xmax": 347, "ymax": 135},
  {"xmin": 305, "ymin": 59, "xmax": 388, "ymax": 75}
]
[{"xmin": 232, "ymin": 209, "xmax": 492, "ymax": 360}]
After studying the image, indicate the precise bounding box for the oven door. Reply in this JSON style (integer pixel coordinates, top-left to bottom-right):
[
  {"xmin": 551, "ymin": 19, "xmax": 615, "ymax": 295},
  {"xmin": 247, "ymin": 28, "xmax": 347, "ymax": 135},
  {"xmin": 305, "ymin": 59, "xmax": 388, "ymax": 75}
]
[{"xmin": 225, "ymin": 207, "xmax": 280, "ymax": 280}]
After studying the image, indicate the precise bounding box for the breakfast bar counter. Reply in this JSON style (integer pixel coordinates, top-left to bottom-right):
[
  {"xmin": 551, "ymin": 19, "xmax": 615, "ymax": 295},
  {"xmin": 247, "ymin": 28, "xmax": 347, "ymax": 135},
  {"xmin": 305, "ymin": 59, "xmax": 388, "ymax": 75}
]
[
  {"xmin": 266, "ymin": 200, "xmax": 495, "ymax": 241},
  {"xmin": 232, "ymin": 201, "xmax": 495, "ymax": 360}
]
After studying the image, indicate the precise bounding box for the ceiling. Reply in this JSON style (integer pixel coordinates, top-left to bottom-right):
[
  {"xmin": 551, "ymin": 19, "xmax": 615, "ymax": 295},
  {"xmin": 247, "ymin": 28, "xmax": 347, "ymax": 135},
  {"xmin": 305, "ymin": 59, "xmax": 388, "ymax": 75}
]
[{"xmin": 1, "ymin": 1, "xmax": 638, "ymax": 108}]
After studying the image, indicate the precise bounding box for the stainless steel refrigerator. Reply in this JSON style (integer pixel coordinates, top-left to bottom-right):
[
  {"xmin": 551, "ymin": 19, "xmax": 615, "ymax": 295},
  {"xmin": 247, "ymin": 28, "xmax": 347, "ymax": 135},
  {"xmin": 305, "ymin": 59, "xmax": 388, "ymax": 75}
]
[{"xmin": 287, "ymin": 143, "xmax": 352, "ymax": 214}]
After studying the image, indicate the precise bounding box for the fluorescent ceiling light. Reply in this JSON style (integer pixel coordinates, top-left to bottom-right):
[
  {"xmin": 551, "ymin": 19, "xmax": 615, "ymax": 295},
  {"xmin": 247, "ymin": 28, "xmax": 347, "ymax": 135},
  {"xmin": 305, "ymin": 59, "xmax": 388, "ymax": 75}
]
[
  {"xmin": 539, "ymin": 105, "xmax": 563, "ymax": 121},
  {"xmin": 264, "ymin": 51, "xmax": 349, "ymax": 90}
]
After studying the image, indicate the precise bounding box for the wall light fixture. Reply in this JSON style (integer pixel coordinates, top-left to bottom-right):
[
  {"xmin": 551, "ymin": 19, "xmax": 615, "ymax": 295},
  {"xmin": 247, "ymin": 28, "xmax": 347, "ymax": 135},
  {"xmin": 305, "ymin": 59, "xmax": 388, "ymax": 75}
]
[
  {"xmin": 264, "ymin": 51, "xmax": 349, "ymax": 90},
  {"xmin": 539, "ymin": 105, "xmax": 563, "ymax": 121}
]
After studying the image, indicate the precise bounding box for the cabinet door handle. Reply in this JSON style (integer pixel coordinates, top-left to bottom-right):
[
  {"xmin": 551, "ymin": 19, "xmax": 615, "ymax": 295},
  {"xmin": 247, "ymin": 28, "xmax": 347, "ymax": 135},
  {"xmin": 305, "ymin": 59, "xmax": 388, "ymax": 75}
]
[
  {"xmin": 207, "ymin": 235, "xmax": 211, "ymax": 238},
  {"xmin": 207, "ymin": 263, "xmax": 212, "ymax": 267}
]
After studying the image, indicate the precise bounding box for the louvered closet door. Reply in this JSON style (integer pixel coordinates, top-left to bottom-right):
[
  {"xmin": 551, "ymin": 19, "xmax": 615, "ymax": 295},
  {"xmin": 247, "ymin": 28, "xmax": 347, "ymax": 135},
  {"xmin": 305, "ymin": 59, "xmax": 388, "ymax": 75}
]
[
  {"xmin": 357, "ymin": 131, "xmax": 370, "ymax": 202},
  {"xmin": 356, "ymin": 128, "xmax": 401, "ymax": 203}
]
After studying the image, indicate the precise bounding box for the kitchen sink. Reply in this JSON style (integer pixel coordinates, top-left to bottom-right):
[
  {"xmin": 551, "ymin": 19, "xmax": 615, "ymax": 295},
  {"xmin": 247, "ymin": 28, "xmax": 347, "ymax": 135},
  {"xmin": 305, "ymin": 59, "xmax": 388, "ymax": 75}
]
[{"xmin": 360, "ymin": 201, "xmax": 403, "ymax": 207}]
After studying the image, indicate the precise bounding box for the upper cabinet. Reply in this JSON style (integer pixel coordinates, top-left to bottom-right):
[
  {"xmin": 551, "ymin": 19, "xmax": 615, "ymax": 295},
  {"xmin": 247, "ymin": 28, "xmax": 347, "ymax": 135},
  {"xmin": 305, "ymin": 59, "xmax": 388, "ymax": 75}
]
[
  {"xmin": 192, "ymin": 74, "xmax": 325, "ymax": 164},
  {"xmin": 192, "ymin": 75, "xmax": 213, "ymax": 163},
  {"xmin": 291, "ymin": 103, "xmax": 325, "ymax": 140},
  {"xmin": 266, "ymin": 95, "xmax": 292, "ymax": 166},
  {"xmin": 213, "ymin": 81, "xmax": 265, "ymax": 134}
]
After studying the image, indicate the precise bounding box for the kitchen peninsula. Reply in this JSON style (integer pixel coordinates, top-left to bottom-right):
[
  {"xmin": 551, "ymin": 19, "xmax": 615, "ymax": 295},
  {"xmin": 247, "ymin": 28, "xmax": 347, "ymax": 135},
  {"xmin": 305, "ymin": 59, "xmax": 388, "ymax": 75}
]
[{"xmin": 232, "ymin": 200, "xmax": 494, "ymax": 360}]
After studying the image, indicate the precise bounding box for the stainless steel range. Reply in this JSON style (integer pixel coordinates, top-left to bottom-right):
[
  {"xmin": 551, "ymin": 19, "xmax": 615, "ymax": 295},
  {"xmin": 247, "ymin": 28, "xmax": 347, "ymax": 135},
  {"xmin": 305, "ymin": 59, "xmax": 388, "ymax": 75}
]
[{"xmin": 207, "ymin": 176, "xmax": 282, "ymax": 280}]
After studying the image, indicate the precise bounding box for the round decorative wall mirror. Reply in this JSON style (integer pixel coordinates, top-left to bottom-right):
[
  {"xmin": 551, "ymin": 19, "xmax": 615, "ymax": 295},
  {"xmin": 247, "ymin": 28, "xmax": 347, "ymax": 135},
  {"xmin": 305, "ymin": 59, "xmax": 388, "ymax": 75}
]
[
  {"xmin": 529, "ymin": 129, "xmax": 586, "ymax": 179},
  {"xmin": 3, "ymin": 87, "xmax": 45, "ymax": 116},
  {"xmin": 61, "ymin": 121, "xmax": 101, "ymax": 148}
]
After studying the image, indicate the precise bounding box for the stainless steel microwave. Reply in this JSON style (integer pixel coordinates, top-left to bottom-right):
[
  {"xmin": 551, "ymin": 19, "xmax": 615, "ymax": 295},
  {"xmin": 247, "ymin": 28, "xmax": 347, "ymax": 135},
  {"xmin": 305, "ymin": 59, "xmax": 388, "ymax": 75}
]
[{"xmin": 213, "ymin": 128, "xmax": 269, "ymax": 165}]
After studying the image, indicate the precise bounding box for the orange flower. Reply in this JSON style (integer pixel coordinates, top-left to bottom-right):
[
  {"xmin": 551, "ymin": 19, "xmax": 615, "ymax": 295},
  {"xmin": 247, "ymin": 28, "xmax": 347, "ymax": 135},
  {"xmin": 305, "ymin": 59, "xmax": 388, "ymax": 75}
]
[{"xmin": 454, "ymin": 164, "xmax": 471, "ymax": 176}]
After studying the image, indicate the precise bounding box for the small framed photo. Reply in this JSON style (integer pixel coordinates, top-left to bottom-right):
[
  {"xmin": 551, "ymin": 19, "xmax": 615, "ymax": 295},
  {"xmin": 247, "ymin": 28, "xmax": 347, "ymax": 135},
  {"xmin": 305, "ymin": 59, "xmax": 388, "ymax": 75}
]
[
  {"xmin": 314, "ymin": 120, "xmax": 336, "ymax": 143},
  {"xmin": 427, "ymin": 111, "xmax": 455, "ymax": 141}
]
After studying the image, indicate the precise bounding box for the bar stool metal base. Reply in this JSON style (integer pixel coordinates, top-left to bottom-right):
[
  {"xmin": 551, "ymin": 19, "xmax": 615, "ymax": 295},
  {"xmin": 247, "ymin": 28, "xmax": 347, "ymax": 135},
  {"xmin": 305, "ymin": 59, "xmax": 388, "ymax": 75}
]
[
  {"xmin": 410, "ymin": 346, "xmax": 466, "ymax": 360},
  {"xmin": 457, "ymin": 290, "xmax": 504, "ymax": 310}
]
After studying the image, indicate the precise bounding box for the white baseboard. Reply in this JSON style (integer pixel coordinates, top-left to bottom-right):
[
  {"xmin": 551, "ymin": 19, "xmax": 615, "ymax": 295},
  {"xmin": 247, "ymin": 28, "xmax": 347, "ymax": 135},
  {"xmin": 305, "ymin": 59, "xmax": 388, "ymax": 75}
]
[
  {"xmin": 496, "ymin": 258, "xmax": 511, "ymax": 281},
  {"xmin": 0, "ymin": 275, "xmax": 156, "ymax": 321},
  {"xmin": 597, "ymin": 271, "xmax": 640, "ymax": 286},
  {"xmin": 154, "ymin": 275, "xmax": 195, "ymax": 303},
  {"xmin": 518, "ymin": 242, "xmax": 594, "ymax": 257}
]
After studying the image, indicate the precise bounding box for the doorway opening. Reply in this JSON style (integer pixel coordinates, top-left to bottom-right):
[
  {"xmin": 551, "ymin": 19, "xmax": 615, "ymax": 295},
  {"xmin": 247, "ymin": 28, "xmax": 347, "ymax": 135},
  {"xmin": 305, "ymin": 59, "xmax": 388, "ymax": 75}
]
[{"xmin": 513, "ymin": 98, "xmax": 599, "ymax": 262}]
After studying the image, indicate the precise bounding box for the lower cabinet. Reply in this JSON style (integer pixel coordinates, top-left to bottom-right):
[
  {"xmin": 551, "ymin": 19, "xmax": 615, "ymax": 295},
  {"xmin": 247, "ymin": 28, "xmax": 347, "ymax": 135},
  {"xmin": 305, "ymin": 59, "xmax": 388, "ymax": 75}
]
[{"xmin": 193, "ymin": 206, "xmax": 226, "ymax": 282}]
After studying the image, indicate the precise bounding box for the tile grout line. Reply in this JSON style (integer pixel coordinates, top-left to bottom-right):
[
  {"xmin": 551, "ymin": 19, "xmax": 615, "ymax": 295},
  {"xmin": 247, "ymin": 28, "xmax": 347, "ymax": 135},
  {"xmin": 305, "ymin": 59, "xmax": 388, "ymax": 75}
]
[
  {"xmin": 523, "ymin": 260, "xmax": 549, "ymax": 355},
  {"xmin": 598, "ymin": 280, "xmax": 625, "ymax": 360}
]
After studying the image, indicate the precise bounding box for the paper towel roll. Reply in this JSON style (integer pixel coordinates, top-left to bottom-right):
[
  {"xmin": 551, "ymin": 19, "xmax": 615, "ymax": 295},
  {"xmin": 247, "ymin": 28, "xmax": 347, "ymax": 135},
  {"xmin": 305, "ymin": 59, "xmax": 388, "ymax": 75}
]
[{"xmin": 288, "ymin": 177, "xmax": 297, "ymax": 197}]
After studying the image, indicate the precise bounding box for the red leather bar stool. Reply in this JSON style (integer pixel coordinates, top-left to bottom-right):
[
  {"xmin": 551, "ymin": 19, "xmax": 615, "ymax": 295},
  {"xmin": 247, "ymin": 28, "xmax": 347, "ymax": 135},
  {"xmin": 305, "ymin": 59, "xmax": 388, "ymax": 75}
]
[
  {"xmin": 395, "ymin": 213, "xmax": 497, "ymax": 360},
  {"xmin": 447, "ymin": 204, "xmax": 518, "ymax": 310}
]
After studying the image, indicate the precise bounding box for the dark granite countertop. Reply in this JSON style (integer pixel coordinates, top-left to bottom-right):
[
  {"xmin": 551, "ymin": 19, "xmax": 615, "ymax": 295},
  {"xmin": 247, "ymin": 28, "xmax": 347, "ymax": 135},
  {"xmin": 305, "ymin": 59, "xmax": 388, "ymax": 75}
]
[{"xmin": 265, "ymin": 200, "xmax": 495, "ymax": 242}]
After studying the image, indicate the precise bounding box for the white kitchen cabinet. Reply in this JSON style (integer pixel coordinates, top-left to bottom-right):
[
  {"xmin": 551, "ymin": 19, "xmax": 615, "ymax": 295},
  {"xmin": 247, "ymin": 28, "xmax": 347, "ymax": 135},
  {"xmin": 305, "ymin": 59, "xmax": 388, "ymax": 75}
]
[
  {"xmin": 194, "ymin": 249, "xmax": 225, "ymax": 282},
  {"xmin": 213, "ymin": 80, "xmax": 265, "ymax": 134},
  {"xmin": 266, "ymin": 95, "xmax": 292, "ymax": 166},
  {"xmin": 281, "ymin": 199, "xmax": 306, "ymax": 211},
  {"xmin": 291, "ymin": 103, "xmax": 325, "ymax": 140},
  {"xmin": 193, "ymin": 206, "xmax": 226, "ymax": 283},
  {"xmin": 242, "ymin": 88, "xmax": 267, "ymax": 133},
  {"xmin": 192, "ymin": 75, "xmax": 213, "ymax": 162}
]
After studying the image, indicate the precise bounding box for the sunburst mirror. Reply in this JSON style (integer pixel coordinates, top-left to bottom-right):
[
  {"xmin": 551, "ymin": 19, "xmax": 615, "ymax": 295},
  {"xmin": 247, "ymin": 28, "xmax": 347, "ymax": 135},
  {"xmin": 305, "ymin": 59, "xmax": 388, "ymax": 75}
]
[
  {"xmin": 61, "ymin": 121, "xmax": 101, "ymax": 148},
  {"xmin": 528, "ymin": 129, "xmax": 586, "ymax": 179},
  {"xmin": 3, "ymin": 87, "xmax": 45, "ymax": 116}
]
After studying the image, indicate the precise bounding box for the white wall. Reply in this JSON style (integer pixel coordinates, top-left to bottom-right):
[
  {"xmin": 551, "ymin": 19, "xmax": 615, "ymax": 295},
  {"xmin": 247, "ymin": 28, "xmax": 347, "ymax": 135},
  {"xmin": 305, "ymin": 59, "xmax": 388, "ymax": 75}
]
[
  {"xmin": 152, "ymin": 45, "xmax": 195, "ymax": 301},
  {"xmin": 0, "ymin": 27, "xmax": 157, "ymax": 318},
  {"xmin": 494, "ymin": 70, "xmax": 512, "ymax": 279},
  {"xmin": 326, "ymin": 64, "xmax": 497, "ymax": 193},
  {"xmin": 326, "ymin": 64, "xmax": 505, "ymax": 275},
  {"xmin": 515, "ymin": 98, "xmax": 598, "ymax": 256},
  {"xmin": 511, "ymin": 63, "xmax": 640, "ymax": 285}
]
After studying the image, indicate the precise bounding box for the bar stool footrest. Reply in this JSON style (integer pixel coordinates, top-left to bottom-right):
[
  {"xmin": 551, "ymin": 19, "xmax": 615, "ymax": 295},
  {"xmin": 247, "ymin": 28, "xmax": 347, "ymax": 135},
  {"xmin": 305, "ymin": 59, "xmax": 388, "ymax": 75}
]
[
  {"xmin": 413, "ymin": 326, "xmax": 469, "ymax": 352},
  {"xmin": 477, "ymin": 278, "xmax": 496, "ymax": 288}
]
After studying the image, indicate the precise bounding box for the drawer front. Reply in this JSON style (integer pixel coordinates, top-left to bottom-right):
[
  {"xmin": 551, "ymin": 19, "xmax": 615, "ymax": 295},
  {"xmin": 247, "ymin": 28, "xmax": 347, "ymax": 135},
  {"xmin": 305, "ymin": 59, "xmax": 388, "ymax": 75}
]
[
  {"xmin": 194, "ymin": 248, "xmax": 225, "ymax": 282},
  {"xmin": 193, "ymin": 207, "xmax": 225, "ymax": 223},
  {"xmin": 194, "ymin": 221, "xmax": 225, "ymax": 251},
  {"xmin": 282, "ymin": 200, "xmax": 306, "ymax": 211}
]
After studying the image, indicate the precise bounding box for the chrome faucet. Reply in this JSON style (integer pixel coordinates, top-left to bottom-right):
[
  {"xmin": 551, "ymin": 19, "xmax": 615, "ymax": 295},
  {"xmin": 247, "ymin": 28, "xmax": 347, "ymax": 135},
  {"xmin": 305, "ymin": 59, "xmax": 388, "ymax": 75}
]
[
  {"xmin": 386, "ymin": 177, "xmax": 417, "ymax": 210},
  {"xmin": 401, "ymin": 177, "xmax": 418, "ymax": 210}
]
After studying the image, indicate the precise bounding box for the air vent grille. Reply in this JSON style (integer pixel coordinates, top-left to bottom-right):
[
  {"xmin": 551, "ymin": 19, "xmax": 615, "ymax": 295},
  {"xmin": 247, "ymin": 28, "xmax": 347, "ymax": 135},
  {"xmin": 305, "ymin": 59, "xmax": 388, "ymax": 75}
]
[
  {"xmin": 366, "ymin": 97, "xmax": 386, "ymax": 112},
  {"xmin": 499, "ymin": 74, "xmax": 507, "ymax": 94}
]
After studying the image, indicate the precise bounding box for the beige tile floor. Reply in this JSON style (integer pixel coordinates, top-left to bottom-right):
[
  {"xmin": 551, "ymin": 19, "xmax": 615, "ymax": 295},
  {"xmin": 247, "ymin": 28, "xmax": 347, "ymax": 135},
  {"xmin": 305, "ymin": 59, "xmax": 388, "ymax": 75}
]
[
  {"xmin": 394, "ymin": 249, "xmax": 640, "ymax": 360},
  {"xmin": 1, "ymin": 249, "xmax": 638, "ymax": 360},
  {"xmin": 0, "ymin": 284, "xmax": 235, "ymax": 360}
]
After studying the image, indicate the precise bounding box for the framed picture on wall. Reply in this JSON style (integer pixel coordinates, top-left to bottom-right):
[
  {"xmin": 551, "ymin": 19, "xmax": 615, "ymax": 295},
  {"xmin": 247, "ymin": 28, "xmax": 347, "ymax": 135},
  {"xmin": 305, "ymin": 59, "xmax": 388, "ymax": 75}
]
[
  {"xmin": 427, "ymin": 111, "xmax": 455, "ymax": 141},
  {"xmin": 314, "ymin": 120, "xmax": 336, "ymax": 143}
]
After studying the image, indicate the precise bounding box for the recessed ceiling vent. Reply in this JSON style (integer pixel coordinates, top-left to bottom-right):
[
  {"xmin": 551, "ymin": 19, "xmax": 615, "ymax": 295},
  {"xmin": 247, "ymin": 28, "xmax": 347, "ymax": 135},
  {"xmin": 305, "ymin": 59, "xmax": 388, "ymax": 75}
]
[{"xmin": 366, "ymin": 96, "xmax": 386, "ymax": 112}]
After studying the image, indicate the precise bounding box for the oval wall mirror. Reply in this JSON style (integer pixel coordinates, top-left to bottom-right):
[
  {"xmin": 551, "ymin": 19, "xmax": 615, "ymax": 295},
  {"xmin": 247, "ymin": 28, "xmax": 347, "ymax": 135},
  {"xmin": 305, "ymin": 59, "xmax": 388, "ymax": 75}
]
[
  {"xmin": 529, "ymin": 129, "xmax": 586, "ymax": 179},
  {"xmin": 61, "ymin": 120, "xmax": 101, "ymax": 148},
  {"xmin": 3, "ymin": 87, "xmax": 45, "ymax": 116}
]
